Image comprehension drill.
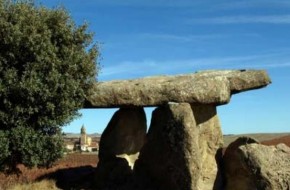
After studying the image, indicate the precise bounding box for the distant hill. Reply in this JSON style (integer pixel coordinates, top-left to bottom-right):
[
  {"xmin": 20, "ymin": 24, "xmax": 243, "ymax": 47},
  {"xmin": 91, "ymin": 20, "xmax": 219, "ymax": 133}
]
[
  {"xmin": 64, "ymin": 133, "xmax": 101, "ymax": 138},
  {"xmin": 223, "ymin": 133, "xmax": 290, "ymax": 146}
]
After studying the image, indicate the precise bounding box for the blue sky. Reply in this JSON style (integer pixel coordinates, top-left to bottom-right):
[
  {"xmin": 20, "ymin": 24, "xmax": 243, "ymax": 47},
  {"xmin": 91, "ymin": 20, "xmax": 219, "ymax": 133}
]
[{"xmin": 40, "ymin": 0, "xmax": 290, "ymax": 134}]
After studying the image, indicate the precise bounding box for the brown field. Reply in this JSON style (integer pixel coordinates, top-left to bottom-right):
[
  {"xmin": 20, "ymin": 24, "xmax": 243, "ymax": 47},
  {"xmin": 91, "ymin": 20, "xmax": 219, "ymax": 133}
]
[
  {"xmin": 0, "ymin": 153, "xmax": 98, "ymax": 190},
  {"xmin": 223, "ymin": 133, "xmax": 290, "ymax": 146},
  {"xmin": 261, "ymin": 135, "xmax": 290, "ymax": 147}
]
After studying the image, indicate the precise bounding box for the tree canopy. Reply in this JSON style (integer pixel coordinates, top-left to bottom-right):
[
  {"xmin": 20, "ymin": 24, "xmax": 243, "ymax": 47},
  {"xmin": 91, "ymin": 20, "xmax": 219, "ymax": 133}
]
[{"xmin": 0, "ymin": 0, "xmax": 99, "ymax": 171}]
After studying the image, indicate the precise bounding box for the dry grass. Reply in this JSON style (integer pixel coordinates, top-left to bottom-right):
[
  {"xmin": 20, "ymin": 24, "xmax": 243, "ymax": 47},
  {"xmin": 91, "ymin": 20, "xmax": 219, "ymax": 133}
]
[
  {"xmin": 0, "ymin": 153, "xmax": 98, "ymax": 190},
  {"xmin": 7, "ymin": 180, "xmax": 59, "ymax": 190}
]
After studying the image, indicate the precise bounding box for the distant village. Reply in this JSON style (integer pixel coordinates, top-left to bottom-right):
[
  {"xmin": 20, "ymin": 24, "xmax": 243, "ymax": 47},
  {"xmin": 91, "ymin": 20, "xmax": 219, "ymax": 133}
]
[{"xmin": 64, "ymin": 125, "xmax": 100, "ymax": 153}]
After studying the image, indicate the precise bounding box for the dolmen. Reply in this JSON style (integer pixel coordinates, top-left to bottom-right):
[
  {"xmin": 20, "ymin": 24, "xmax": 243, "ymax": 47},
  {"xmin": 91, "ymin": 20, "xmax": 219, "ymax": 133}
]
[{"xmin": 84, "ymin": 70, "xmax": 273, "ymax": 190}]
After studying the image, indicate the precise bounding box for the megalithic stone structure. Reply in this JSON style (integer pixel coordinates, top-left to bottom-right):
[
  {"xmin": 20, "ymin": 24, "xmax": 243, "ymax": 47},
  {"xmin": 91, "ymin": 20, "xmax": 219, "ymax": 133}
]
[{"xmin": 84, "ymin": 70, "xmax": 272, "ymax": 190}]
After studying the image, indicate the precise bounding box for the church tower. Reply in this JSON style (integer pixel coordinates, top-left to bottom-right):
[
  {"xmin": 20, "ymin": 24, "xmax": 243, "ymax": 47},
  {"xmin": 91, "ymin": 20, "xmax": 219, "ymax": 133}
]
[
  {"xmin": 81, "ymin": 125, "xmax": 86, "ymax": 135},
  {"xmin": 79, "ymin": 125, "xmax": 92, "ymax": 151},
  {"xmin": 80, "ymin": 125, "xmax": 87, "ymax": 146}
]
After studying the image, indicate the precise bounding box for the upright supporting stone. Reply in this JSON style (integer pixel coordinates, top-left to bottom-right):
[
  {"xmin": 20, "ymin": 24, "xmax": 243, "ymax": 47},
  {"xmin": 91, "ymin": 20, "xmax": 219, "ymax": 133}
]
[
  {"xmin": 191, "ymin": 104, "xmax": 224, "ymax": 189},
  {"xmin": 134, "ymin": 103, "xmax": 223, "ymax": 190},
  {"xmin": 95, "ymin": 107, "xmax": 147, "ymax": 189}
]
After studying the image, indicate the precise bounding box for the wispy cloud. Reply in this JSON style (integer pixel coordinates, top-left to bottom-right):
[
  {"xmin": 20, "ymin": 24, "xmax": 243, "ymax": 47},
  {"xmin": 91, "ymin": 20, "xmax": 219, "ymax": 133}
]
[
  {"xmin": 100, "ymin": 60, "xmax": 158, "ymax": 77},
  {"xmin": 140, "ymin": 33, "xmax": 227, "ymax": 42},
  {"xmin": 99, "ymin": 52, "xmax": 290, "ymax": 80},
  {"xmin": 104, "ymin": 32, "xmax": 261, "ymax": 50},
  {"xmin": 219, "ymin": 0, "xmax": 290, "ymax": 10},
  {"xmin": 188, "ymin": 15, "xmax": 290, "ymax": 24},
  {"xmin": 79, "ymin": 0, "xmax": 205, "ymax": 7},
  {"xmin": 251, "ymin": 62, "xmax": 290, "ymax": 68},
  {"xmin": 81, "ymin": 0, "xmax": 290, "ymax": 9}
]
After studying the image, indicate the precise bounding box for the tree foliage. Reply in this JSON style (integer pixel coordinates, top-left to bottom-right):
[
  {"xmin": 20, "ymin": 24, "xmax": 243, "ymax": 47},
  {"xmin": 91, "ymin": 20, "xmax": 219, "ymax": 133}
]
[{"xmin": 0, "ymin": 0, "xmax": 99, "ymax": 171}]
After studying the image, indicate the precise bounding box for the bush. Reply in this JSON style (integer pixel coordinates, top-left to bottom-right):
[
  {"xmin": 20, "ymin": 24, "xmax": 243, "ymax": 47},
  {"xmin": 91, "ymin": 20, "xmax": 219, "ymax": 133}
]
[
  {"xmin": 0, "ymin": 0, "xmax": 99, "ymax": 172},
  {"xmin": 8, "ymin": 127, "xmax": 64, "ymax": 169}
]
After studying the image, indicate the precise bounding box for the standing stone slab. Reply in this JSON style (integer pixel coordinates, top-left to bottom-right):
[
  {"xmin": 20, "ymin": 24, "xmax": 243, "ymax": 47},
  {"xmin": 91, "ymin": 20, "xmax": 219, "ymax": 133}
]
[
  {"xmin": 191, "ymin": 104, "xmax": 224, "ymax": 190},
  {"xmin": 134, "ymin": 103, "xmax": 223, "ymax": 190},
  {"xmin": 134, "ymin": 103, "xmax": 200, "ymax": 190},
  {"xmin": 95, "ymin": 107, "xmax": 147, "ymax": 189}
]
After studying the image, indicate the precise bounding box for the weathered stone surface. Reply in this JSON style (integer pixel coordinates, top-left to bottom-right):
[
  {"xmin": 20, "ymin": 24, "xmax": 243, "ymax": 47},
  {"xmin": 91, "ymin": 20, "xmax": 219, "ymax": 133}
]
[
  {"xmin": 223, "ymin": 137, "xmax": 259, "ymax": 190},
  {"xmin": 85, "ymin": 70, "xmax": 271, "ymax": 108},
  {"xmin": 191, "ymin": 104, "xmax": 224, "ymax": 190},
  {"xmin": 134, "ymin": 103, "xmax": 223, "ymax": 190},
  {"xmin": 241, "ymin": 143, "xmax": 290, "ymax": 190},
  {"xmin": 95, "ymin": 107, "xmax": 147, "ymax": 189},
  {"xmin": 223, "ymin": 137, "xmax": 290, "ymax": 190}
]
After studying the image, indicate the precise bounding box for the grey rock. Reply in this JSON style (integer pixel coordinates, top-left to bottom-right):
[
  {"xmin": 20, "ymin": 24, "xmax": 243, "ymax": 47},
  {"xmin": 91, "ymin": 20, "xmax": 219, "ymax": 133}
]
[
  {"xmin": 98, "ymin": 107, "xmax": 147, "ymax": 159},
  {"xmin": 191, "ymin": 104, "xmax": 224, "ymax": 190},
  {"xmin": 224, "ymin": 137, "xmax": 290, "ymax": 190},
  {"xmin": 95, "ymin": 107, "xmax": 147, "ymax": 189},
  {"xmin": 85, "ymin": 70, "xmax": 271, "ymax": 108},
  {"xmin": 223, "ymin": 137, "xmax": 260, "ymax": 190},
  {"xmin": 134, "ymin": 103, "xmax": 223, "ymax": 190}
]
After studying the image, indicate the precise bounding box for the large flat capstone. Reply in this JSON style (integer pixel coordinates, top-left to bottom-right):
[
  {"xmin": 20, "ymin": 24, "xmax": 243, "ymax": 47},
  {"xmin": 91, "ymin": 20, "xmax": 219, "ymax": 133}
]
[{"xmin": 85, "ymin": 70, "xmax": 271, "ymax": 108}]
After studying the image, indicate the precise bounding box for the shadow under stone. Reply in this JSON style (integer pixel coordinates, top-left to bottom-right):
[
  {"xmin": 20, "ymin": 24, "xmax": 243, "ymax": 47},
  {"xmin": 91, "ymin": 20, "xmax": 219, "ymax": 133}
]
[{"xmin": 37, "ymin": 165, "xmax": 96, "ymax": 190}]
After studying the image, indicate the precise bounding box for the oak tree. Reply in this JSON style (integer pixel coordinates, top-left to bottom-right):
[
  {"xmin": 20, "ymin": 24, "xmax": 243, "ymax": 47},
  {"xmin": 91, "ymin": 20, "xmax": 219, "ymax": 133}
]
[{"xmin": 0, "ymin": 0, "xmax": 99, "ymax": 172}]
